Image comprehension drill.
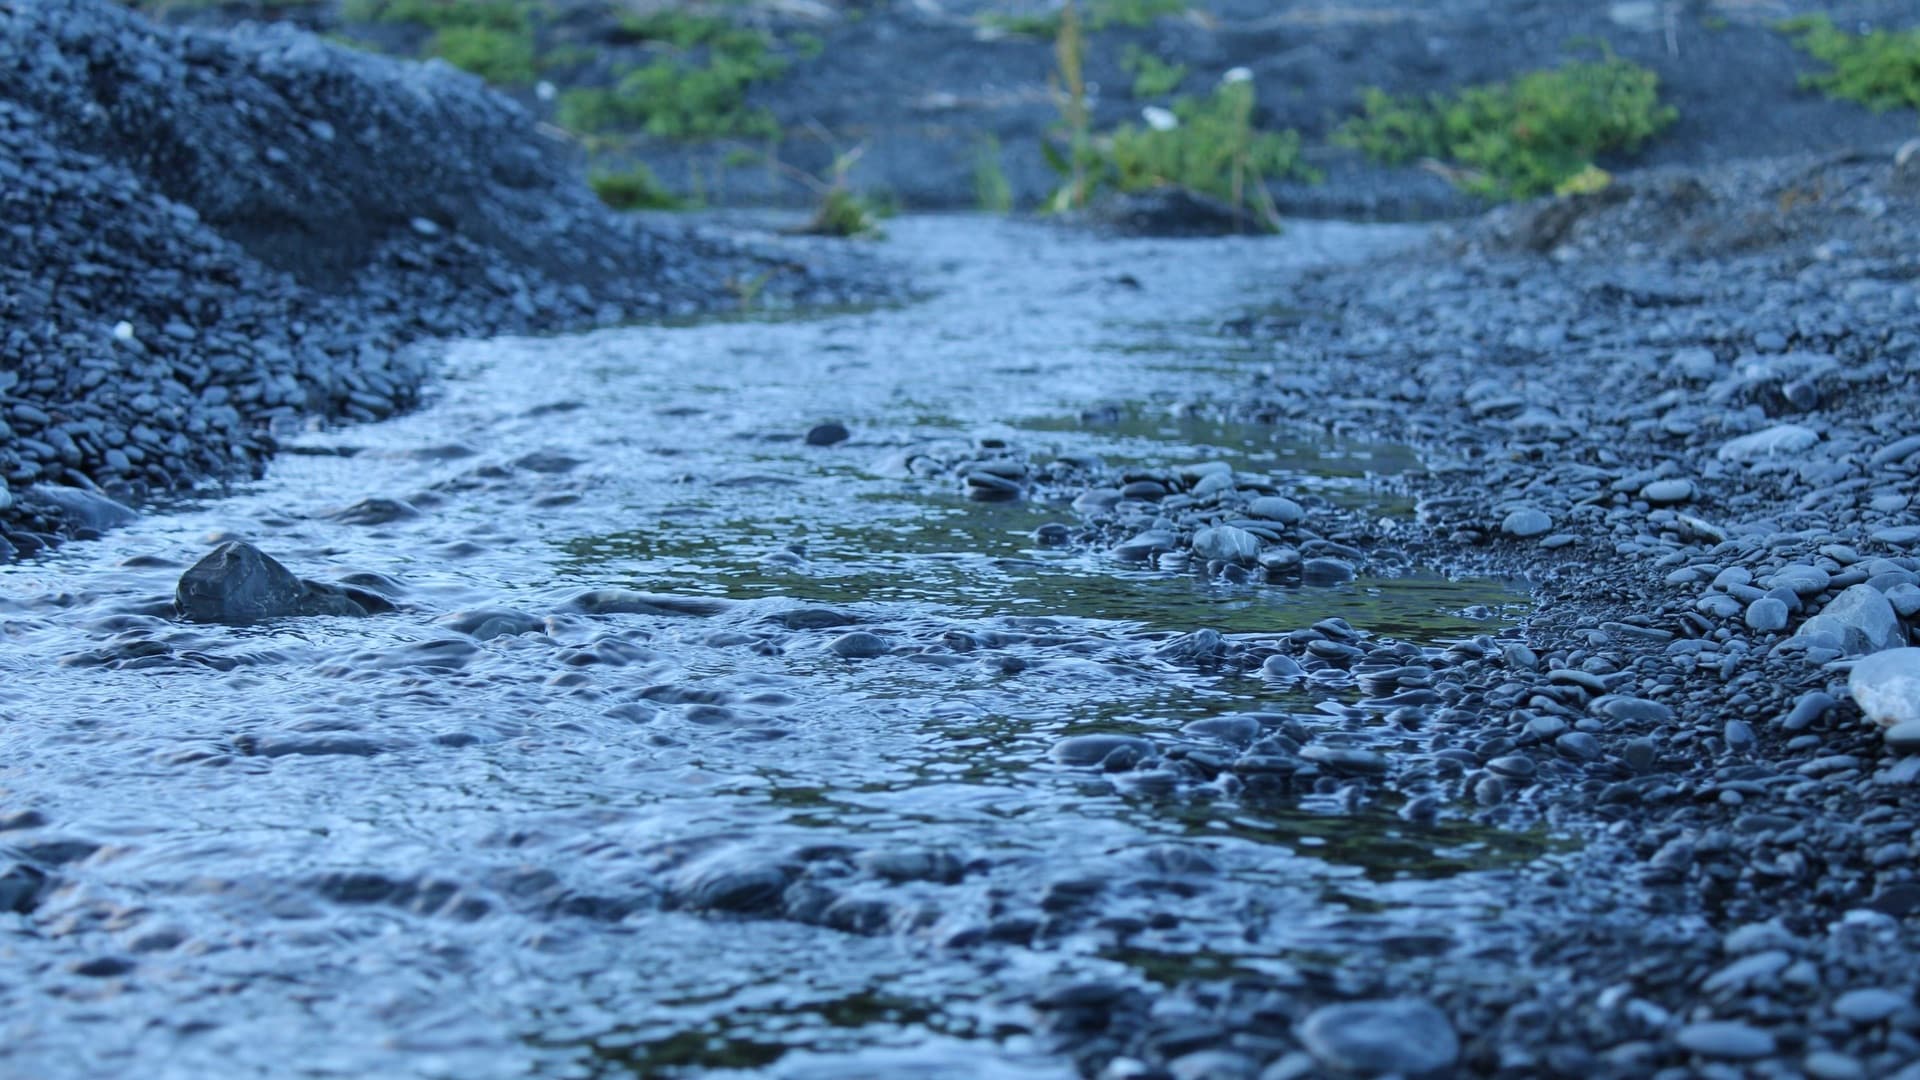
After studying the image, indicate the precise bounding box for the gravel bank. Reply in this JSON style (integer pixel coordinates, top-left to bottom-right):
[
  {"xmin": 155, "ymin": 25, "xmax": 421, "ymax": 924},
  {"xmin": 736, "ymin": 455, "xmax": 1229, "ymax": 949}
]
[
  {"xmin": 0, "ymin": 0, "xmax": 890, "ymax": 560},
  {"xmin": 916, "ymin": 149, "xmax": 1920, "ymax": 1076}
]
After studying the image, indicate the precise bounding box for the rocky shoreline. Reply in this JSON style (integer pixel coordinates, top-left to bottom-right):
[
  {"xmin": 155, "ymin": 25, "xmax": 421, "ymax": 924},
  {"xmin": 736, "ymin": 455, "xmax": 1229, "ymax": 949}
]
[
  {"xmin": 0, "ymin": 0, "xmax": 894, "ymax": 560},
  {"xmin": 6, "ymin": 2, "xmax": 1920, "ymax": 1078},
  {"xmin": 881, "ymin": 148, "xmax": 1920, "ymax": 1077}
]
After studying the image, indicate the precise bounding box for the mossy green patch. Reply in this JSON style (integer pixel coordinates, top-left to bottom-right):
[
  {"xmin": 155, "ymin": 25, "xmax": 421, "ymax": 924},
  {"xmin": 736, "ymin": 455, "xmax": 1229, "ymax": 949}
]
[
  {"xmin": 1122, "ymin": 45, "xmax": 1187, "ymax": 99},
  {"xmin": 1101, "ymin": 79, "xmax": 1316, "ymax": 217},
  {"xmin": 588, "ymin": 164, "xmax": 683, "ymax": 211},
  {"xmin": 344, "ymin": 0, "xmax": 525, "ymax": 31},
  {"xmin": 1333, "ymin": 57, "xmax": 1677, "ymax": 200},
  {"xmin": 427, "ymin": 23, "xmax": 535, "ymax": 83},
  {"xmin": 558, "ymin": 10, "xmax": 791, "ymax": 140},
  {"xmin": 982, "ymin": 0, "xmax": 1187, "ymax": 36},
  {"xmin": 1781, "ymin": 15, "xmax": 1920, "ymax": 115}
]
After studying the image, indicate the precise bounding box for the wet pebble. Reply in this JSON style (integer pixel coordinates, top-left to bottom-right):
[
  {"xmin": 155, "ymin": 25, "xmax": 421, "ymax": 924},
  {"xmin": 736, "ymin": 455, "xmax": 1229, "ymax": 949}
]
[
  {"xmin": 1676, "ymin": 1021, "xmax": 1776, "ymax": 1060},
  {"xmin": 826, "ymin": 631, "xmax": 888, "ymax": 659},
  {"xmin": 1502, "ymin": 508, "xmax": 1552, "ymax": 539},
  {"xmin": 1051, "ymin": 734, "xmax": 1153, "ymax": 766},
  {"xmin": 1296, "ymin": 999, "xmax": 1458, "ymax": 1076},
  {"xmin": 1640, "ymin": 478, "xmax": 1696, "ymax": 504},
  {"xmin": 805, "ymin": 421, "xmax": 850, "ymax": 446}
]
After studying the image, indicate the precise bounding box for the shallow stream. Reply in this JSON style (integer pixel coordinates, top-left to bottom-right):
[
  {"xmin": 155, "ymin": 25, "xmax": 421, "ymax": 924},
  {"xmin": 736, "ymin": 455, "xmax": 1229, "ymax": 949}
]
[{"xmin": 1, "ymin": 217, "xmax": 1552, "ymax": 1077}]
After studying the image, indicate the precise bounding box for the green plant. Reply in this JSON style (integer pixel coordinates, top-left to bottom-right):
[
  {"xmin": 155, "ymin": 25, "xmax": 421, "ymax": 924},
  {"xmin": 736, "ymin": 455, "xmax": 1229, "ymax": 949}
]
[
  {"xmin": 1122, "ymin": 45, "xmax": 1187, "ymax": 99},
  {"xmin": 589, "ymin": 164, "xmax": 683, "ymax": 211},
  {"xmin": 979, "ymin": 10, "xmax": 1064, "ymax": 36},
  {"xmin": 1043, "ymin": 0, "xmax": 1096, "ymax": 211},
  {"xmin": 1088, "ymin": 0, "xmax": 1185, "ymax": 30},
  {"xmin": 1780, "ymin": 15, "xmax": 1920, "ymax": 115},
  {"xmin": 344, "ymin": 0, "xmax": 525, "ymax": 31},
  {"xmin": 790, "ymin": 32, "xmax": 826, "ymax": 60},
  {"xmin": 973, "ymin": 136, "xmax": 1015, "ymax": 212},
  {"xmin": 429, "ymin": 24, "xmax": 535, "ymax": 83},
  {"xmin": 558, "ymin": 13, "xmax": 790, "ymax": 140},
  {"xmin": 1333, "ymin": 57, "xmax": 1678, "ymax": 199},
  {"xmin": 981, "ymin": 0, "xmax": 1186, "ymax": 36},
  {"xmin": 798, "ymin": 148, "xmax": 887, "ymax": 238},
  {"xmin": 1099, "ymin": 76, "xmax": 1315, "ymax": 228}
]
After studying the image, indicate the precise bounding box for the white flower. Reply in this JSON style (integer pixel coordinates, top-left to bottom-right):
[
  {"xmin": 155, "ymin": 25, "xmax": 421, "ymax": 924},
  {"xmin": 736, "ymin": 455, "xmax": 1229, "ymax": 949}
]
[
  {"xmin": 535, "ymin": 80, "xmax": 557, "ymax": 102},
  {"xmin": 112, "ymin": 321, "xmax": 134, "ymax": 342},
  {"xmin": 1222, "ymin": 66, "xmax": 1253, "ymax": 85},
  {"xmin": 1142, "ymin": 106, "xmax": 1179, "ymax": 132}
]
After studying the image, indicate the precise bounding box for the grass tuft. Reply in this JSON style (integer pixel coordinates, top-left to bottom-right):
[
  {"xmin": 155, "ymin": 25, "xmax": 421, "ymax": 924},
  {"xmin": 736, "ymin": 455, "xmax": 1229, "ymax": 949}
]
[
  {"xmin": 1780, "ymin": 15, "xmax": 1920, "ymax": 115},
  {"xmin": 1333, "ymin": 57, "xmax": 1677, "ymax": 200},
  {"xmin": 589, "ymin": 164, "xmax": 683, "ymax": 211}
]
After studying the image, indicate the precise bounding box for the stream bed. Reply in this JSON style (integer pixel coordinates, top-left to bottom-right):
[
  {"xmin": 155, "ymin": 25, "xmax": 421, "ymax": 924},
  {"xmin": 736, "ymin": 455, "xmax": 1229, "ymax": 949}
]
[{"xmin": 1, "ymin": 217, "xmax": 1562, "ymax": 1078}]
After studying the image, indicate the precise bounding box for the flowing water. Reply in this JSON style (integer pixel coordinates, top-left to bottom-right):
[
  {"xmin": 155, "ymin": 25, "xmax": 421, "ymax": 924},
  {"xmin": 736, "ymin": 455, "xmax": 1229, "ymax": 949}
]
[{"xmin": 0, "ymin": 217, "xmax": 1548, "ymax": 1077}]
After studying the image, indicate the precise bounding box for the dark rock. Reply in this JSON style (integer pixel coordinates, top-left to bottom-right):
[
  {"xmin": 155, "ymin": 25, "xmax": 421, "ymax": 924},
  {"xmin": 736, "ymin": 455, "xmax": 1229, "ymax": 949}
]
[
  {"xmin": 805, "ymin": 422, "xmax": 851, "ymax": 446},
  {"xmin": 174, "ymin": 542, "xmax": 382, "ymax": 623}
]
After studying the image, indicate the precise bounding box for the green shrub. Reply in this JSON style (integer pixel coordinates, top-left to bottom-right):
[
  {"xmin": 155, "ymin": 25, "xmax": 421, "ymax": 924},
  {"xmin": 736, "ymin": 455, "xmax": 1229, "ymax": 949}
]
[
  {"xmin": 589, "ymin": 164, "xmax": 682, "ymax": 211},
  {"xmin": 429, "ymin": 24, "xmax": 535, "ymax": 83},
  {"xmin": 559, "ymin": 13, "xmax": 789, "ymax": 140},
  {"xmin": 1333, "ymin": 58, "xmax": 1677, "ymax": 199},
  {"xmin": 1123, "ymin": 45, "xmax": 1187, "ymax": 99},
  {"xmin": 1780, "ymin": 15, "xmax": 1920, "ymax": 114},
  {"xmin": 1088, "ymin": 0, "xmax": 1186, "ymax": 30},
  {"xmin": 1098, "ymin": 77, "xmax": 1316, "ymax": 226},
  {"xmin": 982, "ymin": 0, "xmax": 1186, "ymax": 36},
  {"xmin": 344, "ymin": 0, "xmax": 526, "ymax": 32},
  {"xmin": 804, "ymin": 188, "xmax": 885, "ymax": 237}
]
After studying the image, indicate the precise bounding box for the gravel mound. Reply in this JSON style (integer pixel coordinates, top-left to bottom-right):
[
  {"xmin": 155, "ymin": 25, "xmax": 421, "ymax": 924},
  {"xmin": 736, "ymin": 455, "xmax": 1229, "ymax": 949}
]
[{"xmin": 0, "ymin": 0, "xmax": 885, "ymax": 559}]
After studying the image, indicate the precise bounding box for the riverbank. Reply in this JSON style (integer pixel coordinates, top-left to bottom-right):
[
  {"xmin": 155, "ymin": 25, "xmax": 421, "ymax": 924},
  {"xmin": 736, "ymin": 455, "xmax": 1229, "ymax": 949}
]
[
  {"xmin": 134, "ymin": 0, "xmax": 1920, "ymax": 217},
  {"xmin": 0, "ymin": 0, "xmax": 895, "ymax": 559},
  {"xmin": 973, "ymin": 146, "xmax": 1920, "ymax": 1076}
]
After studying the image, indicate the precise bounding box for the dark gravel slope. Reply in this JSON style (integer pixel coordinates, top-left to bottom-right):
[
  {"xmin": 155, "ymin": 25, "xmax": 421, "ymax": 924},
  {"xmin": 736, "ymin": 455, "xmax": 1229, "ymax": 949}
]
[{"xmin": 0, "ymin": 0, "xmax": 889, "ymax": 559}]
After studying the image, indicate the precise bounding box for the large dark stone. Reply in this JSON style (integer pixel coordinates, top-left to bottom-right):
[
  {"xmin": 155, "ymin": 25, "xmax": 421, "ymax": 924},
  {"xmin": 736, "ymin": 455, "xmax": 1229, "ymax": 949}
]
[{"xmin": 174, "ymin": 541, "xmax": 385, "ymax": 623}]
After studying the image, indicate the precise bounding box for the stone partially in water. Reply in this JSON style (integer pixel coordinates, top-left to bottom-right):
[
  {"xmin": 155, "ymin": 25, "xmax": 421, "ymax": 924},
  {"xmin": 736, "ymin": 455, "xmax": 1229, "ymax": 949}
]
[
  {"xmin": 1798, "ymin": 585, "xmax": 1905, "ymax": 656},
  {"xmin": 21, "ymin": 485, "xmax": 137, "ymax": 532},
  {"xmin": 1190, "ymin": 525, "xmax": 1261, "ymax": 565},
  {"xmin": 805, "ymin": 422, "xmax": 850, "ymax": 446},
  {"xmin": 1850, "ymin": 648, "xmax": 1920, "ymax": 728},
  {"xmin": 435, "ymin": 608, "xmax": 543, "ymax": 640},
  {"xmin": 174, "ymin": 541, "xmax": 382, "ymax": 623},
  {"xmin": 1297, "ymin": 999, "xmax": 1458, "ymax": 1076},
  {"xmin": 1050, "ymin": 733, "xmax": 1151, "ymax": 766},
  {"xmin": 1249, "ymin": 495, "xmax": 1305, "ymax": 525},
  {"xmin": 827, "ymin": 631, "xmax": 888, "ymax": 658},
  {"xmin": 1300, "ymin": 557, "xmax": 1355, "ymax": 585},
  {"xmin": 560, "ymin": 589, "xmax": 735, "ymax": 618},
  {"xmin": 324, "ymin": 497, "xmax": 419, "ymax": 525}
]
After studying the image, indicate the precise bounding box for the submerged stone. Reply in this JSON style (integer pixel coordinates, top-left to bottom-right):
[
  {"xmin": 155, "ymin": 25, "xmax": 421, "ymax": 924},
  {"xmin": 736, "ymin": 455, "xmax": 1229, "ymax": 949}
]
[{"xmin": 1050, "ymin": 733, "xmax": 1152, "ymax": 766}]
